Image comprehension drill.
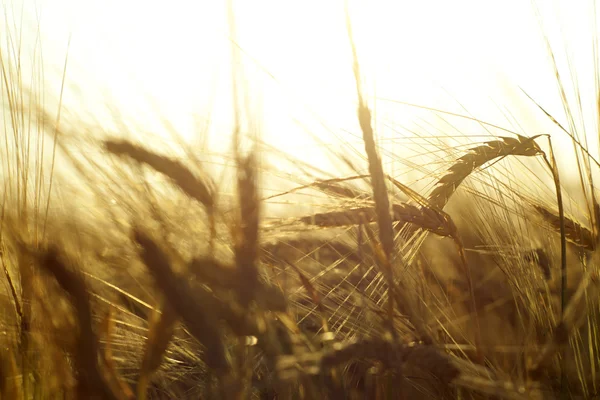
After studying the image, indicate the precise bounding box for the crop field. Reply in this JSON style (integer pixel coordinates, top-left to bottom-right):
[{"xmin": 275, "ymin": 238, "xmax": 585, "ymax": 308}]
[{"xmin": 1, "ymin": 1, "xmax": 600, "ymax": 399}]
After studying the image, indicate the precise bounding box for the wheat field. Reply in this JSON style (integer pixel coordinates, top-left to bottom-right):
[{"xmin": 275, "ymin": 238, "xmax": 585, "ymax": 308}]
[{"xmin": 1, "ymin": 1, "xmax": 600, "ymax": 399}]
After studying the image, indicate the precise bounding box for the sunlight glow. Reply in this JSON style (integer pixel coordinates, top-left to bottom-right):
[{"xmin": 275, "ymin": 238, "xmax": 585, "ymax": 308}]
[{"xmin": 5, "ymin": 0, "xmax": 599, "ymax": 179}]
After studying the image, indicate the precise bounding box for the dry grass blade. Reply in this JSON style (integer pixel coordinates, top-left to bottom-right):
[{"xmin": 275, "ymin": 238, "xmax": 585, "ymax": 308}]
[
  {"xmin": 104, "ymin": 139, "xmax": 214, "ymax": 210},
  {"xmin": 428, "ymin": 135, "xmax": 543, "ymax": 209},
  {"xmin": 534, "ymin": 204, "xmax": 595, "ymax": 250},
  {"xmin": 34, "ymin": 246, "xmax": 122, "ymax": 400},
  {"xmin": 132, "ymin": 228, "xmax": 231, "ymax": 376}
]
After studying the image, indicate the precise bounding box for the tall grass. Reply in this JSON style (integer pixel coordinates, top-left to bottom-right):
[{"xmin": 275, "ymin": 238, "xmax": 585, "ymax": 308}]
[{"xmin": 2, "ymin": 1, "xmax": 600, "ymax": 399}]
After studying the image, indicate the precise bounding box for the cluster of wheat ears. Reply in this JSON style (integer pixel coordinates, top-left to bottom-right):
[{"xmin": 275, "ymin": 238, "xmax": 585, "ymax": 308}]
[{"xmin": 2, "ymin": 4, "xmax": 600, "ymax": 400}]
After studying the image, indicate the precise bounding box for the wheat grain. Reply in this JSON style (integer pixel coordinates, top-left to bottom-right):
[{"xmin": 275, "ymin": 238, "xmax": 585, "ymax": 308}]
[
  {"xmin": 104, "ymin": 140, "xmax": 214, "ymax": 210},
  {"xmin": 300, "ymin": 203, "xmax": 455, "ymax": 237},
  {"xmin": 428, "ymin": 135, "xmax": 543, "ymax": 209},
  {"xmin": 346, "ymin": 9, "xmax": 394, "ymax": 262},
  {"xmin": 534, "ymin": 204, "xmax": 595, "ymax": 250}
]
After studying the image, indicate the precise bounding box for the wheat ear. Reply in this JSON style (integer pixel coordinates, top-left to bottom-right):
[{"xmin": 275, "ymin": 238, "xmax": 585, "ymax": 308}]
[{"xmin": 428, "ymin": 135, "xmax": 543, "ymax": 209}]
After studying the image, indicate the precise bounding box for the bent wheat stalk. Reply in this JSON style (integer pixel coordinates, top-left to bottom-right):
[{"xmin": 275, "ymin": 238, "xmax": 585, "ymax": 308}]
[
  {"xmin": 103, "ymin": 140, "xmax": 214, "ymax": 209},
  {"xmin": 104, "ymin": 140, "xmax": 217, "ymax": 248},
  {"xmin": 137, "ymin": 302, "xmax": 178, "ymax": 400},
  {"xmin": 428, "ymin": 135, "xmax": 544, "ymax": 209}
]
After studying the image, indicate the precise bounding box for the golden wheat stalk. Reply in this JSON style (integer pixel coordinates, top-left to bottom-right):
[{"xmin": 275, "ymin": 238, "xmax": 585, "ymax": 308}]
[
  {"xmin": 105, "ymin": 139, "xmax": 218, "ymax": 249},
  {"xmin": 132, "ymin": 228, "xmax": 231, "ymax": 377},
  {"xmin": 528, "ymin": 269, "xmax": 600, "ymax": 380},
  {"xmin": 300, "ymin": 202, "xmax": 455, "ymax": 237},
  {"xmin": 428, "ymin": 135, "xmax": 543, "ymax": 209},
  {"xmin": 534, "ymin": 204, "xmax": 595, "ymax": 250},
  {"xmin": 234, "ymin": 152, "xmax": 260, "ymax": 304},
  {"xmin": 345, "ymin": 10, "xmax": 394, "ymax": 262},
  {"xmin": 34, "ymin": 246, "xmax": 123, "ymax": 400},
  {"xmin": 101, "ymin": 307, "xmax": 135, "ymax": 399},
  {"xmin": 313, "ymin": 180, "xmax": 369, "ymax": 200},
  {"xmin": 188, "ymin": 256, "xmax": 287, "ymax": 313},
  {"xmin": 103, "ymin": 139, "xmax": 215, "ymax": 210},
  {"xmin": 137, "ymin": 302, "xmax": 178, "ymax": 400}
]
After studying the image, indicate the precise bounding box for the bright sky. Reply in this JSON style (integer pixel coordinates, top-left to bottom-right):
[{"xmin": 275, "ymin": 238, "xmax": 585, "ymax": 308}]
[{"xmin": 3, "ymin": 0, "xmax": 599, "ymax": 189}]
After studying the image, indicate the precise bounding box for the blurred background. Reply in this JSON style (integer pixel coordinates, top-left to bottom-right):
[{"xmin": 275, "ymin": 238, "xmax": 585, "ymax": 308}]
[{"xmin": 2, "ymin": 0, "xmax": 599, "ymax": 213}]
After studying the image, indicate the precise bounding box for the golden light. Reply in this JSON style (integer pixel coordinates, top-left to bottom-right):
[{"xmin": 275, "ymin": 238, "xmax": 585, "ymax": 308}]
[{"xmin": 4, "ymin": 0, "xmax": 599, "ymax": 180}]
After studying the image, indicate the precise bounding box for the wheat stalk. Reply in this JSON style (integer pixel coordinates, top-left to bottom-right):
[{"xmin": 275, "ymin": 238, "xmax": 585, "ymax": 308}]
[
  {"xmin": 132, "ymin": 229, "xmax": 231, "ymax": 377},
  {"xmin": 534, "ymin": 204, "xmax": 595, "ymax": 251},
  {"xmin": 428, "ymin": 135, "xmax": 543, "ymax": 209},
  {"xmin": 528, "ymin": 269, "xmax": 600, "ymax": 380},
  {"xmin": 300, "ymin": 202, "xmax": 455, "ymax": 237},
  {"xmin": 137, "ymin": 302, "xmax": 178, "ymax": 400},
  {"xmin": 234, "ymin": 152, "xmax": 260, "ymax": 304},
  {"xmin": 33, "ymin": 246, "xmax": 123, "ymax": 400},
  {"xmin": 104, "ymin": 140, "xmax": 214, "ymax": 210}
]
